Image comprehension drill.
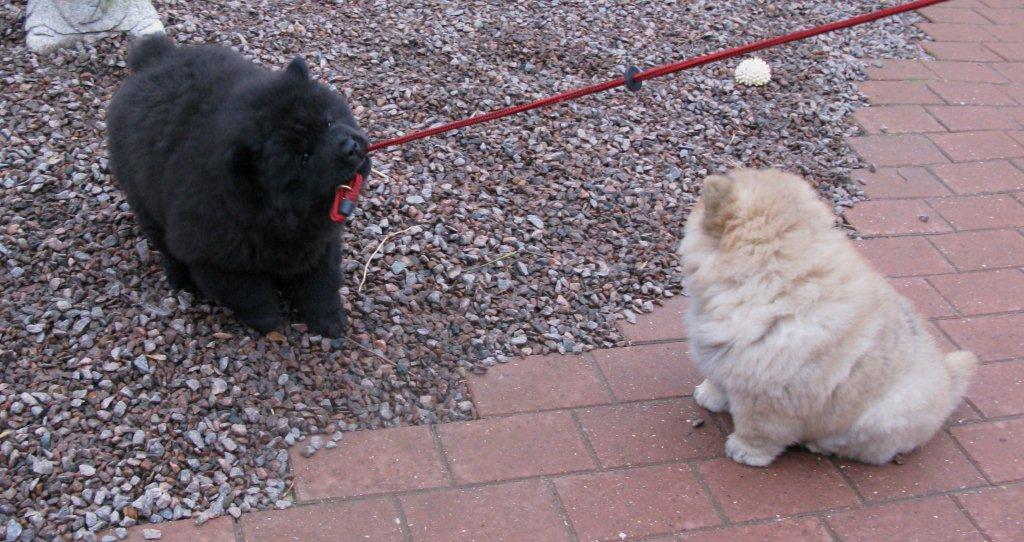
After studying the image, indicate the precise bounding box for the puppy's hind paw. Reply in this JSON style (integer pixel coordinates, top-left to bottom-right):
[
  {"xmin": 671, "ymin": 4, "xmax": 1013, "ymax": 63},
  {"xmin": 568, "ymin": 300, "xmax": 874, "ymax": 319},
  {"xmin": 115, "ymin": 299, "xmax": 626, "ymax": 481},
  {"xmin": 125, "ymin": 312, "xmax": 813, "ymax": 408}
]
[
  {"xmin": 694, "ymin": 379, "xmax": 729, "ymax": 413},
  {"xmin": 238, "ymin": 311, "xmax": 281, "ymax": 335},
  {"xmin": 725, "ymin": 434, "xmax": 780, "ymax": 467},
  {"xmin": 306, "ymin": 311, "xmax": 347, "ymax": 339}
]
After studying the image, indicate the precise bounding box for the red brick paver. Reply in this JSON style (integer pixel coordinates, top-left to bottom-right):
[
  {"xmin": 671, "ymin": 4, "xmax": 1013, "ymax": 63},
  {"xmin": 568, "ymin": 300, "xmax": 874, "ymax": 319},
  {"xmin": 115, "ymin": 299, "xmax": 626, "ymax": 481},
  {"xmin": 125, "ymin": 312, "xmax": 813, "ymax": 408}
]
[
  {"xmin": 921, "ymin": 6, "xmax": 992, "ymax": 24},
  {"xmin": 853, "ymin": 105, "xmax": 946, "ymax": 134},
  {"xmin": 117, "ymin": 7, "xmax": 1024, "ymax": 541},
  {"xmin": 928, "ymin": 268, "xmax": 1024, "ymax": 314},
  {"xmin": 845, "ymin": 199, "xmax": 952, "ymax": 235},
  {"xmin": 854, "ymin": 236, "xmax": 956, "ymax": 276},
  {"xmin": 939, "ymin": 313, "xmax": 1024, "ymax": 360},
  {"xmin": 837, "ymin": 433, "xmax": 986, "ymax": 501},
  {"xmin": 928, "ymin": 105, "xmax": 1019, "ymax": 131},
  {"xmin": 929, "ymin": 229, "xmax": 1024, "ymax": 270},
  {"xmin": 930, "ymin": 159, "xmax": 1024, "ymax": 194},
  {"xmin": 576, "ymin": 399, "xmax": 725, "ymax": 468},
  {"xmin": 924, "ymin": 41, "xmax": 1003, "ymax": 62},
  {"xmin": 241, "ymin": 499, "xmax": 403, "ymax": 542},
  {"xmin": 698, "ymin": 453, "xmax": 859, "ymax": 522},
  {"xmin": 291, "ymin": 425, "xmax": 446, "ymax": 500},
  {"xmin": 857, "ymin": 81, "xmax": 944, "ymax": 105},
  {"xmin": 848, "ymin": 134, "xmax": 949, "ymax": 166},
  {"xmin": 890, "ymin": 277, "xmax": 957, "ymax": 318},
  {"xmin": 865, "ymin": 59, "xmax": 935, "ymax": 80},
  {"xmin": 926, "ymin": 62, "xmax": 1009, "ymax": 83},
  {"xmin": 663, "ymin": 518, "xmax": 833, "ymax": 542},
  {"xmin": 929, "ymin": 194, "xmax": 1024, "ymax": 229},
  {"xmin": 930, "ymin": 131, "xmax": 1024, "ymax": 160},
  {"xmin": 957, "ymin": 484, "xmax": 1024, "ymax": 541},
  {"xmin": 967, "ymin": 360, "xmax": 1024, "ymax": 417},
  {"xmin": 852, "ymin": 167, "xmax": 951, "ymax": 199},
  {"xmin": 115, "ymin": 517, "xmax": 235, "ymax": 542},
  {"xmin": 591, "ymin": 343, "xmax": 702, "ymax": 401},
  {"xmin": 400, "ymin": 480, "xmax": 571, "ymax": 542},
  {"xmin": 616, "ymin": 295, "xmax": 689, "ymax": 343},
  {"xmin": 929, "ymin": 81, "xmax": 1017, "ymax": 105},
  {"xmin": 917, "ymin": 23, "xmax": 996, "ymax": 42},
  {"xmin": 438, "ymin": 411, "xmax": 594, "ymax": 484},
  {"xmin": 952, "ymin": 419, "xmax": 1024, "ymax": 482},
  {"xmin": 826, "ymin": 496, "xmax": 983, "ymax": 542},
  {"xmin": 468, "ymin": 353, "xmax": 611, "ymax": 416},
  {"xmin": 554, "ymin": 464, "xmax": 721, "ymax": 541}
]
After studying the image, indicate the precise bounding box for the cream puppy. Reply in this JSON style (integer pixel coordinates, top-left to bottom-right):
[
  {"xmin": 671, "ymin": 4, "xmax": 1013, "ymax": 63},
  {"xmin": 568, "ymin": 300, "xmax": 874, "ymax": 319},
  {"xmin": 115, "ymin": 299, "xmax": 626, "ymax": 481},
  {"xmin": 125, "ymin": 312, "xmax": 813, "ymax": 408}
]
[{"xmin": 678, "ymin": 168, "xmax": 976, "ymax": 467}]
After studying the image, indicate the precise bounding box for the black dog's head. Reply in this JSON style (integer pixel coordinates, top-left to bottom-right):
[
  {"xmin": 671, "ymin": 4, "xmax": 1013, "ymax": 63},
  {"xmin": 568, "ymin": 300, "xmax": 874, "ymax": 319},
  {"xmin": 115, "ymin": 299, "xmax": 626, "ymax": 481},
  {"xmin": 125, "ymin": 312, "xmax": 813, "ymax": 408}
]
[{"xmin": 229, "ymin": 57, "xmax": 371, "ymax": 224}]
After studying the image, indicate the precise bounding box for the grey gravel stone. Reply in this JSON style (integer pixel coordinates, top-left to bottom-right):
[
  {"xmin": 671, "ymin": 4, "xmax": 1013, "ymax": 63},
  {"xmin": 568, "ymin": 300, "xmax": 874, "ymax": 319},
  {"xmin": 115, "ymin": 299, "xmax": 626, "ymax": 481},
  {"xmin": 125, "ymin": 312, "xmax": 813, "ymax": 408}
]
[
  {"xmin": 30, "ymin": 456, "xmax": 54, "ymax": 476},
  {"xmin": 5, "ymin": 519, "xmax": 23, "ymax": 542}
]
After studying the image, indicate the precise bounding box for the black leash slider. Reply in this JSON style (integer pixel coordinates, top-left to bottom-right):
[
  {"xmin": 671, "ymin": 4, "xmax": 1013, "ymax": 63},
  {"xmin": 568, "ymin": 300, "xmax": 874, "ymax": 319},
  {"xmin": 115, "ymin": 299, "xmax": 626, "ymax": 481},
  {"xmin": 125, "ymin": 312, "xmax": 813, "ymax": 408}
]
[{"xmin": 624, "ymin": 66, "xmax": 642, "ymax": 91}]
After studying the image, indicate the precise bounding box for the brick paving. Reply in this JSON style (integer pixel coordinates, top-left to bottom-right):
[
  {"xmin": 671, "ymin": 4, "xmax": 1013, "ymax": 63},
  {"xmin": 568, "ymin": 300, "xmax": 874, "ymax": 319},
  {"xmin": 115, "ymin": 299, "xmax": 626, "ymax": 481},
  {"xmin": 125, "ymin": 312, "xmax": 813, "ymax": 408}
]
[{"xmin": 115, "ymin": 3, "xmax": 1024, "ymax": 541}]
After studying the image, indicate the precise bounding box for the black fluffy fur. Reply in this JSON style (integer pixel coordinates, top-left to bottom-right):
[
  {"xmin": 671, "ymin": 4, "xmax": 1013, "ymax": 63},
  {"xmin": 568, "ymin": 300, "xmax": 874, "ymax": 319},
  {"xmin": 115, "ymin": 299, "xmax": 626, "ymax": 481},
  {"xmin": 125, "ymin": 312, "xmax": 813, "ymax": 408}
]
[{"xmin": 107, "ymin": 34, "xmax": 371, "ymax": 337}]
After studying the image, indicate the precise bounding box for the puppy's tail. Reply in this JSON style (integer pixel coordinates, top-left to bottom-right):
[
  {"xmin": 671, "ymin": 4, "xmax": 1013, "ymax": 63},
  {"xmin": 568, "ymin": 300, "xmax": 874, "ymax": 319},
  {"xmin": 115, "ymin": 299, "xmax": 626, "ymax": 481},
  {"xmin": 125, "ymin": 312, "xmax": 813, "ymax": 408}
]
[
  {"xmin": 128, "ymin": 34, "xmax": 175, "ymax": 72},
  {"xmin": 943, "ymin": 350, "xmax": 978, "ymax": 400}
]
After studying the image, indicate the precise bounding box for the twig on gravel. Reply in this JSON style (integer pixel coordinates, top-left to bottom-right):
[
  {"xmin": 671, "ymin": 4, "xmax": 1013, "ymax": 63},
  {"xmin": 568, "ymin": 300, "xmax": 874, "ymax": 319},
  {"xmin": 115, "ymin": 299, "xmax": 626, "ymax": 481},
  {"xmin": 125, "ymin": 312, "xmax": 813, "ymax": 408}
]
[
  {"xmin": 357, "ymin": 225, "xmax": 419, "ymax": 293},
  {"xmin": 466, "ymin": 250, "xmax": 520, "ymax": 272},
  {"xmin": 343, "ymin": 336, "xmax": 397, "ymax": 365}
]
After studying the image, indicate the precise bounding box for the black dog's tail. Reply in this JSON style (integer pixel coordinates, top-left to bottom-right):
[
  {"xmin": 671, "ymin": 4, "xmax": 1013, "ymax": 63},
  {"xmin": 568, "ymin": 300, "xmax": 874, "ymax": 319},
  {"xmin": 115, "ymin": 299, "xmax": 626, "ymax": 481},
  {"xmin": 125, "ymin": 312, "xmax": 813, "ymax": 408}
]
[{"xmin": 128, "ymin": 34, "xmax": 175, "ymax": 72}]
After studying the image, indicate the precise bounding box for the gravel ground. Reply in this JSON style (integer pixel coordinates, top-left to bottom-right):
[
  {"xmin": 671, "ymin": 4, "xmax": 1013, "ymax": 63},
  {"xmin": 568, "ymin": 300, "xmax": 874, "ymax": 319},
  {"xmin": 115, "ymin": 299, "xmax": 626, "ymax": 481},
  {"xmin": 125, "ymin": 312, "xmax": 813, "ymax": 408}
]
[{"xmin": 1, "ymin": 0, "xmax": 925, "ymax": 539}]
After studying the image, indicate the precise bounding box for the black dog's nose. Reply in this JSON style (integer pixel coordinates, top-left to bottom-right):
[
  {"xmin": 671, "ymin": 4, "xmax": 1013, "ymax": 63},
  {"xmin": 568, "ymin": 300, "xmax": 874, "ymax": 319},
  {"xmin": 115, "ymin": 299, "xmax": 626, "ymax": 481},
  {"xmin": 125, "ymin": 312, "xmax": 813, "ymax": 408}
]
[
  {"xmin": 339, "ymin": 137, "xmax": 359, "ymax": 158},
  {"xmin": 337, "ymin": 134, "xmax": 366, "ymax": 163}
]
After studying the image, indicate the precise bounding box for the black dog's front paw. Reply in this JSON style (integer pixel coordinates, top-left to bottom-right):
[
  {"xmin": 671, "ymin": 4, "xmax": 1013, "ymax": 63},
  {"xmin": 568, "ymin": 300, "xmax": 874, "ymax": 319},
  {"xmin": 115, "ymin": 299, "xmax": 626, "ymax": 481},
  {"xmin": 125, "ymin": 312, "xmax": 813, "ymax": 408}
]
[
  {"xmin": 162, "ymin": 255, "xmax": 199, "ymax": 293},
  {"xmin": 305, "ymin": 309, "xmax": 347, "ymax": 338},
  {"xmin": 236, "ymin": 309, "xmax": 281, "ymax": 335}
]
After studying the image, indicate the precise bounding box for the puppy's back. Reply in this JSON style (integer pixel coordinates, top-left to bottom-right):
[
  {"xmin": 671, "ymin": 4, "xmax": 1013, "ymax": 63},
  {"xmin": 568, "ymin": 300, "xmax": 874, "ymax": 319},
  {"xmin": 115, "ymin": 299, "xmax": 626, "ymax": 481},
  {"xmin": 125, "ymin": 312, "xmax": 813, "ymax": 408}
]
[{"xmin": 128, "ymin": 33, "xmax": 176, "ymax": 72}]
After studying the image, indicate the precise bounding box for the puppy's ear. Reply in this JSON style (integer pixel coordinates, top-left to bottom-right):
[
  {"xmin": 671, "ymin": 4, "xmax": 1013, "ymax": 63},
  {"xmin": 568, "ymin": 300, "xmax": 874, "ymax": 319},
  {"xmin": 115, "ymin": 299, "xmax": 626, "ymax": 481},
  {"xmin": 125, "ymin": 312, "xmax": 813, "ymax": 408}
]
[
  {"xmin": 285, "ymin": 56, "xmax": 310, "ymax": 80},
  {"xmin": 700, "ymin": 174, "xmax": 739, "ymax": 237}
]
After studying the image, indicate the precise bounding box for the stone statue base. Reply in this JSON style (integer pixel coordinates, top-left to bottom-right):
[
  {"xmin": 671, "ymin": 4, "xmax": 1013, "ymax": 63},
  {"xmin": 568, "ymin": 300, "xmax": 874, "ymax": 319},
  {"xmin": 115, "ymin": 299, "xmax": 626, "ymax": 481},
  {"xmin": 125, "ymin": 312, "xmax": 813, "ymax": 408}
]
[{"xmin": 25, "ymin": 0, "xmax": 164, "ymax": 54}]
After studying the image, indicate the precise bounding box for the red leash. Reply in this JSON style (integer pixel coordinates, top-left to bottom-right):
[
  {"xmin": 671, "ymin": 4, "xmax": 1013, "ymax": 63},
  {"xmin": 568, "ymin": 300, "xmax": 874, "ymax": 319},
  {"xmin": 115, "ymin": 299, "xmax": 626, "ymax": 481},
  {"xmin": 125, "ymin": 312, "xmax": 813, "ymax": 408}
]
[{"xmin": 331, "ymin": 0, "xmax": 948, "ymax": 222}]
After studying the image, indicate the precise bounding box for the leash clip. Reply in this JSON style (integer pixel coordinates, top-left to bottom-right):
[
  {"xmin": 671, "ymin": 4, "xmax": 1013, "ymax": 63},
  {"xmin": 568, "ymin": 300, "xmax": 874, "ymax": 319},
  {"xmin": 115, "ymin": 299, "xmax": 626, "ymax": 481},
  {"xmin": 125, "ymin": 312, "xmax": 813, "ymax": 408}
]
[
  {"xmin": 330, "ymin": 172, "xmax": 365, "ymax": 223},
  {"xmin": 624, "ymin": 66, "xmax": 642, "ymax": 91}
]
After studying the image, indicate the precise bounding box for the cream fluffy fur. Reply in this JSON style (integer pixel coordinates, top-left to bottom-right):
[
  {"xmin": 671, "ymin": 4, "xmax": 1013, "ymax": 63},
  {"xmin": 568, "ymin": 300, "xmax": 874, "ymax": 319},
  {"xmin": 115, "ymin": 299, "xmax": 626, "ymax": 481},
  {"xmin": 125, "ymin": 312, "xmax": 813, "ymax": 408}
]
[{"xmin": 678, "ymin": 168, "xmax": 976, "ymax": 467}]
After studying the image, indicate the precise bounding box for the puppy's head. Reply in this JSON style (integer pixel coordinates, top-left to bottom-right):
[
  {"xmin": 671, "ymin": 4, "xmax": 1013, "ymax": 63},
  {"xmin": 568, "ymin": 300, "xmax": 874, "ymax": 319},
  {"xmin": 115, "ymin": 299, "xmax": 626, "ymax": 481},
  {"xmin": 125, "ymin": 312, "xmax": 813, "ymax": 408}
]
[
  {"xmin": 679, "ymin": 168, "xmax": 834, "ymax": 269},
  {"xmin": 230, "ymin": 57, "xmax": 371, "ymax": 221}
]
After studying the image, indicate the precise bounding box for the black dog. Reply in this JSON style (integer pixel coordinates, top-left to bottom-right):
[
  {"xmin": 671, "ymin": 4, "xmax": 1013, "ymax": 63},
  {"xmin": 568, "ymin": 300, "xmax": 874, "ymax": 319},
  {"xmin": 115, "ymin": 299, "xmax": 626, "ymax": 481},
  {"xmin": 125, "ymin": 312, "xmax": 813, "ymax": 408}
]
[{"xmin": 107, "ymin": 35, "xmax": 370, "ymax": 337}]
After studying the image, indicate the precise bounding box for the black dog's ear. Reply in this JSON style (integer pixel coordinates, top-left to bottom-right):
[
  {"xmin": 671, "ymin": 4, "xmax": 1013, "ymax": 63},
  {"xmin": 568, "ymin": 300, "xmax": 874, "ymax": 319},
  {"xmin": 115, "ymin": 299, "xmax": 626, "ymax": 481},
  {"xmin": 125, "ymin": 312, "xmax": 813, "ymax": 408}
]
[{"xmin": 285, "ymin": 56, "xmax": 309, "ymax": 80}]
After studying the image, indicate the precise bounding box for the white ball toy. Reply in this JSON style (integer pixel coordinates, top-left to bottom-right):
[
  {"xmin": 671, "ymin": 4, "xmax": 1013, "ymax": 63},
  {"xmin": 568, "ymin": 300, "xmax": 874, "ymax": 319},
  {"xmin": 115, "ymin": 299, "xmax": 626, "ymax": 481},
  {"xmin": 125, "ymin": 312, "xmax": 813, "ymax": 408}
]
[{"xmin": 734, "ymin": 57, "xmax": 772, "ymax": 86}]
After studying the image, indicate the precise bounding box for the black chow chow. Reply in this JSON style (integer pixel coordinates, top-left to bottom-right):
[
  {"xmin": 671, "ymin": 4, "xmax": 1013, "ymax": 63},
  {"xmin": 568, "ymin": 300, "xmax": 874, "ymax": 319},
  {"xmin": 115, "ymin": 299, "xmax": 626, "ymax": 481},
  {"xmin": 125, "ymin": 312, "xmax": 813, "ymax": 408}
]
[{"xmin": 107, "ymin": 34, "xmax": 370, "ymax": 337}]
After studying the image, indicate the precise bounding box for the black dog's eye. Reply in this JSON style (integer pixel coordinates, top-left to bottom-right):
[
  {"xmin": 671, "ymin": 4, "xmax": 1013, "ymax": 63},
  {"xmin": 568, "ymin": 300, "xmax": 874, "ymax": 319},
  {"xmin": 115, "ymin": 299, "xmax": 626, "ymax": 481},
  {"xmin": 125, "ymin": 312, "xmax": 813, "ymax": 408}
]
[{"xmin": 302, "ymin": 153, "xmax": 311, "ymax": 163}]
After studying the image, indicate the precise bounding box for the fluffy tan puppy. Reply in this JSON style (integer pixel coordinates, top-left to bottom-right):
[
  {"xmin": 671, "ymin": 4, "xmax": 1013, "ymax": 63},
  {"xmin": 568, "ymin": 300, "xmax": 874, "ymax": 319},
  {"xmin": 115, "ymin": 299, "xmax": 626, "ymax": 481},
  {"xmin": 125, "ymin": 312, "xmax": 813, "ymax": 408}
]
[{"xmin": 678, "ymin": 168, "xmax": 976, "ymax": 467}]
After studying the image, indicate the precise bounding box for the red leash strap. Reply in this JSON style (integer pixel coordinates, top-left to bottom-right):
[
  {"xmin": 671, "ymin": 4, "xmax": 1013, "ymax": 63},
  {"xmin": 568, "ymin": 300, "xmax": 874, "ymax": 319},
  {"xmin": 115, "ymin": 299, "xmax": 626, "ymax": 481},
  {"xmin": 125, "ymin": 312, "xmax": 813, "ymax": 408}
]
[
  {"xmin": 329, "ymin": 172, "xmax": 364, "ymax": 223},
  {"xmin": 366, "ymin": 0, "xmax": 948, "ymax": 153},
  {"xmin": 331, "ymin": 0, "xmax": 948, "ymax": 222}
]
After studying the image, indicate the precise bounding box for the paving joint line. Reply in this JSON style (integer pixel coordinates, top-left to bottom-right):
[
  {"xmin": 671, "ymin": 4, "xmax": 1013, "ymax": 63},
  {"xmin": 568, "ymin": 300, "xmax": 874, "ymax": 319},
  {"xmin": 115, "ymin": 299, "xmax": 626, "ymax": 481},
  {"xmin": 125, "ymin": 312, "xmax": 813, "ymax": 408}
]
[
  {"xmin": 830, "ymin": 456, "xmax": 870, "ymax": 505},
  {"xmin": 390, "ymin": 495, "xmax": 414, "ymax": 542},
  {"xmin": 570, "ymin": 410, "xmax": 605, "ymax": 471},
  {"xmin": 428, "ymin": 424, "xmax": 457, "ymax": 486},
  {"xmin": 582, "ymin": 350, "xmax": 620, "ymax": 404},
  {"xmin": 481, "ymin": 395, "xmax": 702, "ymax": 421},
  {"xmin": 949, "ymin": 492, "xmax": 995, "ymax": 542},
  {"xmin": 947, "ymin": 426, "xmax": 998, "ymax": 486},
  {"xmin": 688, "ymin": 462, "xmax": 732, "ymax": 527},
  {"xmin": 820, "ymin": 514, "xmax": 845, "ymax": 542},
  {"xmin": 542, "ymin": 477, "xmax": 581, "ymax": 542}
]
